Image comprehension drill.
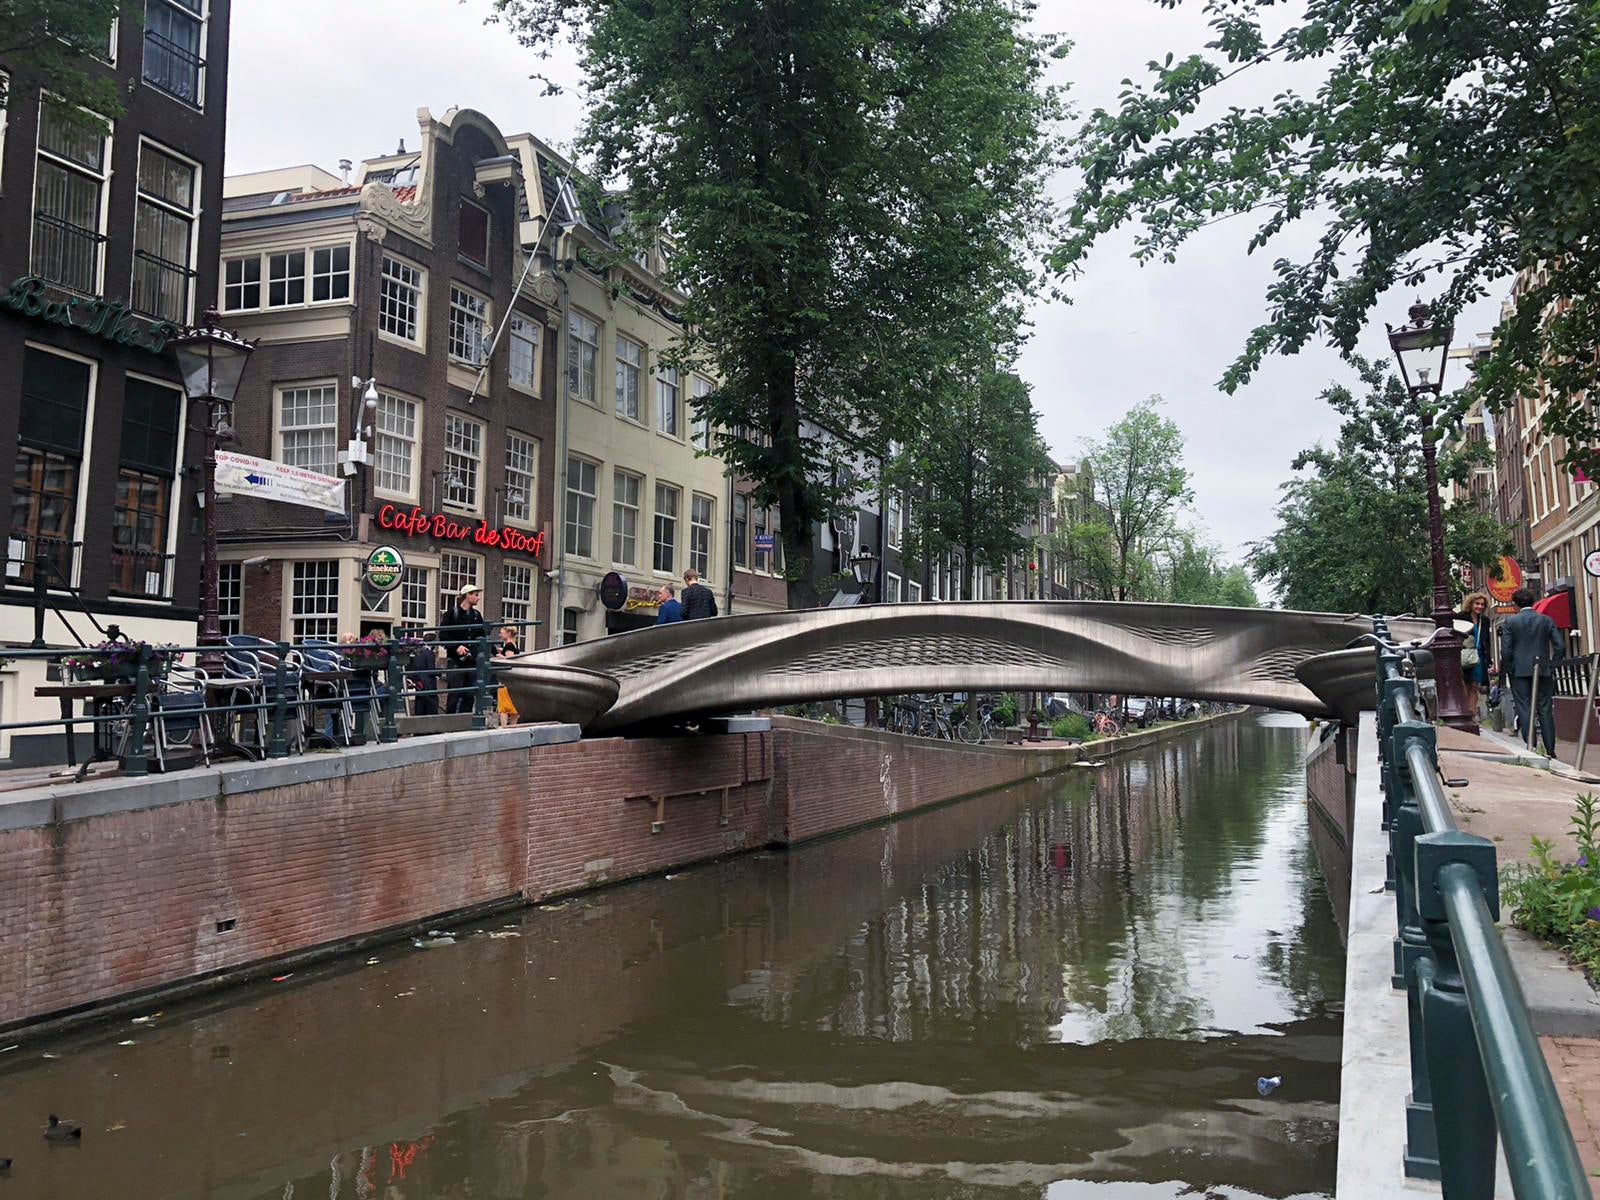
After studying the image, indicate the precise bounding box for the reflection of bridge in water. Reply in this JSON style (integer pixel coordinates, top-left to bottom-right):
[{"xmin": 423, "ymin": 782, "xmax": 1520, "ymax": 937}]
[{"xmin": 501, "ymin": 601, "xmax": 1433, "ymax": 732}]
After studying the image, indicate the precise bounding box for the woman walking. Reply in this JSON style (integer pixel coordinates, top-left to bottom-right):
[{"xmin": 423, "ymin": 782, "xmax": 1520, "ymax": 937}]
[{"xmin": 1455, "ymin": 590, "xmax": 1493, "ymax": 714}]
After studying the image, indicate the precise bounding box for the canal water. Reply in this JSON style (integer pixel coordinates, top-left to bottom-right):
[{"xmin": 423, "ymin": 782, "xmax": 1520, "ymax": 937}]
[{"xmin": 0, "ymin": 713, "xmax": 1344, "ymax": 1199}]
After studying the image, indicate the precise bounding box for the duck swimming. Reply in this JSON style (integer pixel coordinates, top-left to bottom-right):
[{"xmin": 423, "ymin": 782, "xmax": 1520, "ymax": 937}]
[{"xmin": 44, "ymin": 1115, "xmax": 81, "ymax": 1142}]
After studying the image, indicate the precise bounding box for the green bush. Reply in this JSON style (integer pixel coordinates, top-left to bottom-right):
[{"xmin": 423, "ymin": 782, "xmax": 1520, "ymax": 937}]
[
  {"xmin": 1050, "ymin": 712, "xmax": 1090, "ymax": 740},
  {"xmin": 992, "ymin": 693, "xmax": 1020, "ymax": 727},
  {"xmin": 1503, "ymin": 793, "xmax": 1600, "ymax": 981}
]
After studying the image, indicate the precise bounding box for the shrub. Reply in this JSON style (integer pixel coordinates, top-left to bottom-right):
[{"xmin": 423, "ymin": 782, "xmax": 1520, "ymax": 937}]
[
  {"xmin": 1050, "ymin": 712, "xmax": 1090, "ymax": 741},
  {"xmin": 1503, "ymin": 793, "xmax": 1600, "ymax": 982}
]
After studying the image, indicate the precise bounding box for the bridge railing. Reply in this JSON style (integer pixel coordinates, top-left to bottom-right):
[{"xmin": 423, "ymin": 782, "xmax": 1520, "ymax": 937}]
[{"xmin": 1372, "ymin": 617, "xmax": 1589, "ymax": 1199}]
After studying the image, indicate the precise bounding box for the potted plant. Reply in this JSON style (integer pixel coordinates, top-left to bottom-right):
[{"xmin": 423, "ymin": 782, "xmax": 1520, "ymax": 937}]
[{"xmin": 62, "ymin": 640, "xmax": 177, "ymax": 683}]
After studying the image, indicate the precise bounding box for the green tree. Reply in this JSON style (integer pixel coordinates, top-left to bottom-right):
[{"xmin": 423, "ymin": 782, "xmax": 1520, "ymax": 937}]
[
  {"xmin": 889, "ymin": 371, "xmax": 1053, "ymax": 599},
  {"xmin": 1078, "ymin": 397, "xmax": 1193, "ymax": 600},
  {"xmin": 0, "ymin": 2, "xmax": 133, "ymax": 130},
  {"xmin": 1055, "ymin": 1, "xmax": 1600, "ymax": 465},
  {"xmin": 489, "ymin": 0, "xmax": 1064, "ymax": 607},
  {"xmin": 1248, "ymin": 358, "xmax": 1511, "ymax": 614},
  {"xmin": 1154, "ymin": 529, "xmax": 1259, "ymax": 607}
]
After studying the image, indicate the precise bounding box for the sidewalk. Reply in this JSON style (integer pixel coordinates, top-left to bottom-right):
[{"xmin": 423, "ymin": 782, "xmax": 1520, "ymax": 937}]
[{"xmin": 1432, "ymin": 724, "xmax": 1600, "ymax": 1193}]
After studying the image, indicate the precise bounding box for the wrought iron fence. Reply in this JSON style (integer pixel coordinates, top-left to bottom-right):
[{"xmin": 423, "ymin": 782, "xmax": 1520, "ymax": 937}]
[
  {"xmin": 30, "ymin": 213, "xmax": 105, "ymax": 295},
  {"xmin": 1372, "ymin": 616, "xmax": 1589, "ymax": 1198},
  {"xmin": 109, "ymin": 548, "xmax": 175, "ymax": 599},
  {"xmin": 142, "ymin": 28, "xmax": 204, "ymax": 105}
]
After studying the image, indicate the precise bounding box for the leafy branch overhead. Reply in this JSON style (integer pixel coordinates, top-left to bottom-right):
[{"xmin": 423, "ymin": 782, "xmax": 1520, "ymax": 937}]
[
  {"xmin": 1057, "ymin": 0, "xmax": 1600, "ymax": 466},
  {"xmin": 0, "ymin": 2, "xmax": 134, "ymax": 131},
  {"xmin": 487, "ymin": 0, "xmax": 1066, "ymax": 607}
]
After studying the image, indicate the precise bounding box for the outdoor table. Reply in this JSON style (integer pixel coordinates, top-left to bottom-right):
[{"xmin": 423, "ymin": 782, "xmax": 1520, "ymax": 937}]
[{"xmin": 34, "ymin": 682, "xmax": 133, "ymax": 774}]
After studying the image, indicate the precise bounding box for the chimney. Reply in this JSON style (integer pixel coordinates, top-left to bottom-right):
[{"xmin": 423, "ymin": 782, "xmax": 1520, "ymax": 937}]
[
  {"xmin": 396, "ymin": 138, "xmax": 406, "ymax": 155},
  {"xmin": 338, "ymin": 158, "xmax": 352, "ymax": 184}
]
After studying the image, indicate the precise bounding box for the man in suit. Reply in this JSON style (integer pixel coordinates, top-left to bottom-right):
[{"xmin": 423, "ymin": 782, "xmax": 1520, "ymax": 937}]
[
  {"xmin": 655, "ymin": 584, "xmax": 684, "ymax": 624},
  {"xmin": 681, "ymin": 568, "xmax": 719, "ymax": 620},
  {"xmin": 1500, "ymin": 586, "xmax": 1564, "ymax": 756}
]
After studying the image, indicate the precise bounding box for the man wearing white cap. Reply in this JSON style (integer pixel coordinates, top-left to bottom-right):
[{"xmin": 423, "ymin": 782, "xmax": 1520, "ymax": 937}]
[{"xmin": 439, "ymin": 583, "xmax": 487, "ymax": 715}]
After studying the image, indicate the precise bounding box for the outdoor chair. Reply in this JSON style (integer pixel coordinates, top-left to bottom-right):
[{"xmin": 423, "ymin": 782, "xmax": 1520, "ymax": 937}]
[
  {"xmin": 299, "ymin": 640, "xmax": 357, "ymax": 746},
  {"xmin": 221, "ymin": 635, "xmax": 305, "ymax": 756},
  {"xmin": 150, "ymin": 664, "xmax": 212, "ymax": 770}
]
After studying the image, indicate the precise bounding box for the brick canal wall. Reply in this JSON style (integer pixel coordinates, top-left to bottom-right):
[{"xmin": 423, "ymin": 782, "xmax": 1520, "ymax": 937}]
[{"xmin": 0, "ymin": 714, "xmax": 1231, "ymax": 1036}]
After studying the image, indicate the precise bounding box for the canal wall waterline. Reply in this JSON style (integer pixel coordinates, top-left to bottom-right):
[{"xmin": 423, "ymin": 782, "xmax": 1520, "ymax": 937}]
[{"xmin": 0, "ymin": 711, "xmax": 1241, "ymax": 1040}]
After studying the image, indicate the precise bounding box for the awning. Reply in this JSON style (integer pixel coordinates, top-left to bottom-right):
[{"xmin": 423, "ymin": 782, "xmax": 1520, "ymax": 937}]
[{"xmin": 1534, "ymin": 590, "xmax": 1575, "ymax": 629}]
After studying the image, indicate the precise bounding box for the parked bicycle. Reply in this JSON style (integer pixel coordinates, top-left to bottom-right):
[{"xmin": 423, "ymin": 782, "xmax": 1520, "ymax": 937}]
[
  {"xmin": 1091, "ymin": 709, "xmax": 1122, "ymax": 736},
  {"xmin": 958, "ymin": 697, "xmax": 999, "ymax": 744}
]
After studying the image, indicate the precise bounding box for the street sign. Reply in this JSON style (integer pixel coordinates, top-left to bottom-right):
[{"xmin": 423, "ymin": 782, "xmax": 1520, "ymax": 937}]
[
  {"xmin": 1586, "ymin": 549, "xmax": 1600, "ymax": 579},
  {"xmin": 363, "ymin": 545, "xmax": 405, "ymax": 592},
  {"xmin": 1487, "ymin": 554, "xmax": 1524, "ymax": 604},
  {"xmin": 216, "ymin": 450, "xmax": 346, "ymax": 513},
  {"xmin": 598, "ymin": 571, "xmax": 628, "ymax": 610}
]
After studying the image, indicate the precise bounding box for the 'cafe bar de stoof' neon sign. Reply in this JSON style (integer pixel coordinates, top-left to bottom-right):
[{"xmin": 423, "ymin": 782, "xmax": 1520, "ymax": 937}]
[{"xmin": 376, "ymin": 503, "xmax": 545, "ymax": 558}]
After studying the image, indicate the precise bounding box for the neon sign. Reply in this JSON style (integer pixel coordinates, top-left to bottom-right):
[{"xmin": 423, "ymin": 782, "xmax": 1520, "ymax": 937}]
[
  {"xmin": 0, "ymin": 276, "xmax": 177, "ymax": 354},
  {"xmin": 376, "ymin": 503, "xmax": 545, "ymax": 558}
]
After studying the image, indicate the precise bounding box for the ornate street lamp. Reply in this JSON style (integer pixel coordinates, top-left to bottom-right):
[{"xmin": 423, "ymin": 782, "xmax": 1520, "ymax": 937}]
[
  {"xmin": 171, "ymin": 309, "xmax": 256, "ymax": 664},
  {"xmin": 1386, "ymin": 299, "xmax": 1476, "ymax": 731},
  {"xmin": 850, "ymin": 546, "xmax": 881, "ymax": 604}
]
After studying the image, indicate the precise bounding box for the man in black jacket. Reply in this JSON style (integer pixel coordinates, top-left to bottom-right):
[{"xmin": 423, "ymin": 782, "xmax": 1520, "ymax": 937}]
[
  {"xmin": 439, "ymin": 584, "xmax": 487, "ymax": 714},
  {"xmin": 1500, "ymin": 586, "xmax": 1563, "ymax": 755},
  {"xmin": 680, "ymin": 568, "xmax": 718, "ymax": 620}
]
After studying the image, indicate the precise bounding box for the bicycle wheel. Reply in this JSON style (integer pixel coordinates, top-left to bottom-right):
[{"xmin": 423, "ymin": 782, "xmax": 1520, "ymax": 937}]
[{"xmin": 957, "ymin": 714, "xmax": 982, "ymax": 744}]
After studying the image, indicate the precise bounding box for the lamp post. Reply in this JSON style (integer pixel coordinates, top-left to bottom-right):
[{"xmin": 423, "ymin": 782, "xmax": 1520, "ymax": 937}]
[
  {"xmin": 1387, "ymin": 299, "xmax": 1476, "ymax": 731},
  {"xmin": 171, "ymin": 309, "xmax": 256, "ymax": 667},
  {"xmin": 850, "ymin": 546, "xmax": 881, "ymax": 604}
]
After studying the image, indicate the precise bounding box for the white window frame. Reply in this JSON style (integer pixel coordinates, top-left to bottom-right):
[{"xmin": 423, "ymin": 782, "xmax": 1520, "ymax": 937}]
[
  {"xmin": 438, "ymin": 550, "xmax": 483, "ymax": 617},
  {"xmin": 31, "ymin": 96, "xmax": 112, "ymax": 296},
  {"xmin": 447, "ymin": 283, "xmax": 490, "ymax": 366},
  {"xmin": 222, "ymin": 253, "xmax": 260, "ymax": 312},
  {"xmin": 399, "ymin": 566, "xmax": 432, "ymax": 631},
  {"xmin": 377, "ymin": 253, "xmax": 425, "ymax": 346},
  {"xmin": 11, "ymin": 342, "xmax": 99, "ymax": 592},
  {"xmin": 883, "ymin": 572, "xmax": 901, "ymax": 604},
  {"xmin": 568, "ymin": 310, "xmax": 601, "ymax": 406},
  {"xmin": 612, "ymin": 469, "xmax": 641, "ymax": 567},
  {"xmin": 131, "ymin": 136, "xmax": 200, "ymax": 324},
  {"xmin": 565, "ymin": 455, "xmax": 598, "ymax": 560},
  {"xmin": 275, "ymin": 381, "xmax": 339, "ymax": 478},
  {"xmin": 887, "ymin": 493, "xmax": 903, "ymax": 551},
  {"xmin": 217, "ymin": 560, "xmax": 243, "ymax": 635},
  {"xmin": 655, "ymin": 367, "xmax": 681, "ymax": 439},
  {"xmin": 615, "ymin": 335, "xmax": 644, "ymax": 423},
  {"xmin": 309, "ymin": 243, "xmax": 351, "ymax": 304},
  {"xmin": 690, "ymin": 493, "xmax": 714, "ymax": 579},
  {"xmin": 653, "ymin": 481, "xmax": 680, "ymax": 575},
  {"xmin": 142, "ymin": 0, "xmax": 209, "ymax": 111},
  {"xmin": 503, "ymin": 431, "xmax": 537, "ymax": 527},
  {"xmin": 442, "ymin": 411, "xmax": 485, "ymax": 514},
  {"xmin": 458, "ymin": 196, "xmax": 489, "ymax": 266},
  {"xmin": 115, "ymin": 368, "xmax": 188, "ymax": 603},
  {"xmin": 290, "ymin": 559, "xmax": 341, "ymax": 642},
  {"xmin": 906, "ymin": 579, "xmax": 923, "ymax": 602},
  {"xmin": 371, "ymin": 390, "xmax": 420, "ymax": 502},
  {"xmin": 508, "ymin": 313, "xmax": 540, "ymax": 392},
  {"xmin": 501, "ymin": 561, "xmax": 534, "ymax": 628},
  {"xmin": 691, "ymin": 376, "xmax": 713, "ymax": 451},
  {"xmin": 222, "ymin": 241, "xmax": 353, "ymax": 313}
]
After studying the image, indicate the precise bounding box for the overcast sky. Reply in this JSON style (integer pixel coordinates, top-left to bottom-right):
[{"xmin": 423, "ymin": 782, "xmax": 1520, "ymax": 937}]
[{"xmin": 226, "ymin": 0, "xmax": 1508, "ymax": 565}]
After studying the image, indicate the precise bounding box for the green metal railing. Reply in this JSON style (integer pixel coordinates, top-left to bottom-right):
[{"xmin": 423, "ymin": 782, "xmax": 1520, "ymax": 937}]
[
  {"xmin": 1, "ymin": 621, "xmax": 540, "ymax": 779},
  {"xmin": 1372, "ymin": 616, "xmax": 1589, "ymax": 1198}
]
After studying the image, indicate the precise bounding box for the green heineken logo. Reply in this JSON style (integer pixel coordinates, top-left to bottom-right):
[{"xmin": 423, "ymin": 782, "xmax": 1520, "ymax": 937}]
[{"xmin": 364, "ymin": 545, "xmax": 405, "ymax": 592}]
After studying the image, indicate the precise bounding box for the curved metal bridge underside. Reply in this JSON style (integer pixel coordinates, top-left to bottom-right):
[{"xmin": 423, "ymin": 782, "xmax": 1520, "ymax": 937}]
[{"xmin": 499, "ymin": 601, "xmax": 1432, "ymax": 733}]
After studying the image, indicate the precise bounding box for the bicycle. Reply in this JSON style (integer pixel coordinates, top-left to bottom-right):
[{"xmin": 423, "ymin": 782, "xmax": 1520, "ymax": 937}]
[
  {"xmin": 958, "ymin": 698, "xmax": 998, "ymax": 744},
  {"xmin": 1091, "ymin": 709, "xmax": 1122, "ymax": 736},
  {"xmin": 915, "ymin": 696, "xmax": 957, "ymax": 740}
]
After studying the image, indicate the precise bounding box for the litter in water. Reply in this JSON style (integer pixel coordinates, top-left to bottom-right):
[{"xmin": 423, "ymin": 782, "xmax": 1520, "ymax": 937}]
[
  {"xmin": 270, "ymin": 974, "xmax": 293, "ymax": 983},
  {"xmin": 1256, "ymin": 1075, "xmax": 1282, "ymax": 1097},
  {"xmin": 117, "ymin": 1040, "xmax": 136, "ymax": 1047}
]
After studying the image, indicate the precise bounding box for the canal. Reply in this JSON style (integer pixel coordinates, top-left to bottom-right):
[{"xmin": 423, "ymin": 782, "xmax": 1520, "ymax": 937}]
[{"xmin": 0, "ymin": 713, "xmax": 1344, "ymax": 1199}]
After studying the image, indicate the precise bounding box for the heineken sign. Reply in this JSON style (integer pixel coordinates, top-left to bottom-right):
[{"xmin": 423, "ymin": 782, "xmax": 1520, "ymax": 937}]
[
  {"xmin": 363, "ymin": 545, "xmax": 405, "ymax": 593},
  {"xmin": 0, "ymin": 276, "xmax": 178, "ymax": 354}
]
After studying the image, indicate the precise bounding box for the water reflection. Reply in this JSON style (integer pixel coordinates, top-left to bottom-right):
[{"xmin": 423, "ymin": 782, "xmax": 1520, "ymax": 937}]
[{"xmin": 0, "ymin": 714, "xmax": 1340, "ymax": 1200}]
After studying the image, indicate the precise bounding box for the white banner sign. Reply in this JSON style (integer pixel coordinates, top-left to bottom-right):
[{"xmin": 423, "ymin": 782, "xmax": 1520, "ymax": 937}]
[{"xmin": 215, "ymin": 450, "xmax": 346, "ymax": 513}]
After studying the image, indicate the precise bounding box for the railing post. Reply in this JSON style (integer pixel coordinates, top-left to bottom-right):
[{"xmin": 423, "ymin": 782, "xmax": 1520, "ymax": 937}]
[
  {"xmin": 30, "ymin": 550, "xmax": 48, "ymax": 649},
  {"xmin": 1388, "ymin": 716, "xmax": 1440, "ymax": 1178},
  {"xmin": 1414, "ymin": 831, "xmax": 1499, "ymax": 1197},
  {"xmin": 471, "ymin": 634, "xmax": 491, "ymax": 731},
  {"xmin": 379, "ymin": 646, "xmax": 402, "ymax": 744},
  {"xmin": 266, "ymin": 641, "xmax": 290, "ymax": 759},
  {"xmin": 123, "ymin": 642, "xmax": 152, "ymax": 777}
]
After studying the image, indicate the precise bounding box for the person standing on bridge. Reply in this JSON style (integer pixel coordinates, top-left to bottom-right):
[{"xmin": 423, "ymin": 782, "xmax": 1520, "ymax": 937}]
[
  {"xmin": 656, "ymin": 583, "xmax": 684, "ymax": 624},
  {"xmin": 1500, "ymin": 587, "xmax": 1562, "ymax": 756},
  {"xmin": 1454, "ymin": 590, "xmax": 1492, "ymax": 715},
  {"xmin": 681, "ymin": 568, "xmax": 718, "ymax": 619}
]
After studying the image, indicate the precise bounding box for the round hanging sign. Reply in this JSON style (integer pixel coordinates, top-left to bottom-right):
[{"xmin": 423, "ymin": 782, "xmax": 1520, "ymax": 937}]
[
  {"xmin": 363, "ymin": 544, "xmax": 405, "ymax": 592},
  {"xmin": 1585, "ymin": 550, "xmax": 1600, "ymax": 580},
  {"xmin": 599, "ymin": 571, "xmax": 629, "ymax": 611}
]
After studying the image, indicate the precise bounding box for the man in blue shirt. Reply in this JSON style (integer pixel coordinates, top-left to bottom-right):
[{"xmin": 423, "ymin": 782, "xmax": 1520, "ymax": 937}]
[{"xmin": 656, "ymin": 583, "xmax": 684, "ymax": 624}]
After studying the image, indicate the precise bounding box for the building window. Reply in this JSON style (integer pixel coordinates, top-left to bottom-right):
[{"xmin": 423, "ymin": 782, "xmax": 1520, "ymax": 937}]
[
  {"xmin": 143, "ymin": 0, "xmax": 205, "ymax": 106},
  {"xmin": 502, "ymin": 562, "xmax": 533, "ymax": 629},
  {"xmin": 132, "ymin": 141, "xmax": 197, "ymax": 322},
  {"xmin": 653, "ymin": 483, "xmax": 679, "ymax": 573},
  {"xmin": 267, "ymin": 250, "xmax": 305, "ymax": 307},
  {"xmin": 372, "ymin": 391, "xmax": 418, "ymax": 499},
  {"xmin": 439, "ymin": 551, "xmax": 482, "ymax": 616},
  {"xmin": 752, "ymin": 505, "xmax": 770, "ymax": 572},
  {"xmin": 564, "ymin": 456, "xmax": 597, "ymax": 558},
  {"xmin": 458, "ymin": 199, "xmax": 488, "ymax": 266},
  {"xmin": 733, "ymin": 493, "xmax": 748, "ymax": 569},
  {"xmin": 884, "ymin": 572, "xmax": 901, "ymax": 603},
  {"xmin": 291, "ymin": 560, "xmax": 340, "ymax": 642},
  {"xmin": 111, "ymin": 377, "xmax": 181, "ymax": 597},
  {"xmin": 615, "ymin": 336, "xmax": 643, "ymax": 421},
  {"xmin": 311, "ymin": 244, "xmax": 351, "ymax": 303},
  {"xmin": 443, "ymin": 412, "xmax": 483, "ymax": 511},
  {"xmin": 223, "ymin": 255, "xmax": 260, "ymax": 311},
  {"xmin": 399, "ymin": 567, "xmax": 431, "ymax": 630},
  {"xmin": 568, "ymin": 311, "xmax": 600, "ymax": 404},
  {"xmin": 561, "ymin": 607, "xmax": 580, "ymax": 645},
  {"xmin": 690, "ymin": 494, "xmax": 713, "ymax": 578},
  {"xmin": 32, "ymin": 100, "xmax": 110, "ymax": 294},
  {"xmin": 504, "ymin": 432, "xmax": 536, "ymax": 524},
  {"xmin": 612, "ymin": 470, "xmax": 641, "ymax": 565},
  {"xmin": 218, "ymin": 561, "xmax": 242, "ymax": 636},
  {"xmin": 378, "ymin": 255, "xmax": 422, "ymax": 342},
  {"xmin": 10, "ymin": 348, "xmax": 90, "ymax": 587},
  {"xmin": 509, "ymin": 314, "xmax": 539, "ymax": 389},
  {"xmin": 692, "ymin": 377, "xmax": 713, "ymax": 451},
  {"xmin": 277, "ymin": 384, "xmax": 338, "ymax": 477},
  {"xmin": 906, "ymin": 580, "xmax": 922, "ymax": 602},
  {"xmin": 448, "ymin": 285, "xmax": 489, "ymax": 365},
  {"xmin": 656, "ymin": 368, "xmax": 680, "ymax": 437},
  {"xmin": 887, "ymin": 494, "xmax": 903, "ymax": 551}
]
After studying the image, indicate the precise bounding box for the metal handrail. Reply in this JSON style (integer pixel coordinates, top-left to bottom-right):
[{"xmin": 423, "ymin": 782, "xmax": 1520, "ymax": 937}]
[{"xmin": 1372, "ymin": 620, "xmax": 1589, "ymax": 1197}]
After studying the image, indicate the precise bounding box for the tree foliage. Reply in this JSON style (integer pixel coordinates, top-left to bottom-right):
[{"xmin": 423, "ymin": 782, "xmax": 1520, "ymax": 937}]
[
  {"xmin": 1248, "ymin": 358, "xmax": 1512, "ymax": 614},
  {"xmin": 488, "ymin": 0, "xmax": 1064, "ymax": 606},
  {"xmin": 1153, "ymin": 529, "xmax": 1259, "ymax": 607},
  {"xmin": 888, "ymin": 371, "xmax": 1053, "ymax": 599},
  {"xmin": 1056, "ymin": 0, "xmax": 1600, "ymax": 466},
  {"xmin": 1076, "ymin": 397, "xmax": 1193, "ymax": 600},
  {"xmin": 0, "ymin": 2, "xmax": 132, "ymax": 130}
]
